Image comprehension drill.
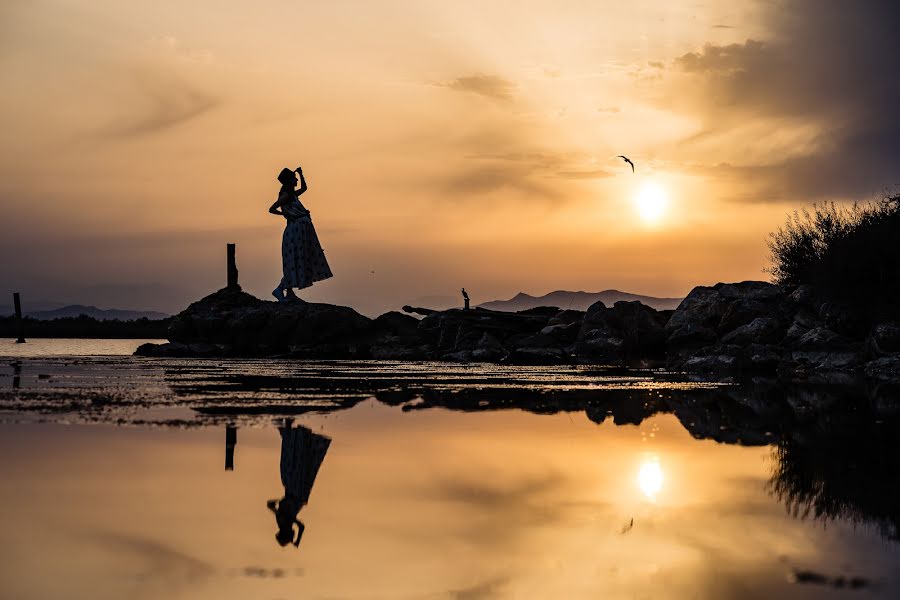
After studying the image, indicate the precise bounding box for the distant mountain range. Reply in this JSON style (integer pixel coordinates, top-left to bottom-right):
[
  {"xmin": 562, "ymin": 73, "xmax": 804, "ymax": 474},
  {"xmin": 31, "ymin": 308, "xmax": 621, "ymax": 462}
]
[
  {"xmin": 478, "ymin": 290, "xmax": 683, "ymax": 312},
  {"xmin": 0, "ymin": 304, "xmax": 169, "ymax": 321}
]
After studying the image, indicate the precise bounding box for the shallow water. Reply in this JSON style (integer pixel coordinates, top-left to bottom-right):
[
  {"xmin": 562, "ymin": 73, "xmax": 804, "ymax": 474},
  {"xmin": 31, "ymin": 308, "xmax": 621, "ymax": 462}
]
[
  {"xmin": 1, "ymin": 338, "xmax": 164, "ymax": 356},
  {"xmin": 1, "ymin": 341, "xmax": 898, "ymax": 599}
]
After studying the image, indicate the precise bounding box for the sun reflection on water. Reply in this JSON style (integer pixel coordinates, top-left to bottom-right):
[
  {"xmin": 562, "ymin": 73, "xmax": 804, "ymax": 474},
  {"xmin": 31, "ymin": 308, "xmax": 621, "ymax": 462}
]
[{"xmin": 638, "ymin": 456, "xmax": 664, "ymax": 501}]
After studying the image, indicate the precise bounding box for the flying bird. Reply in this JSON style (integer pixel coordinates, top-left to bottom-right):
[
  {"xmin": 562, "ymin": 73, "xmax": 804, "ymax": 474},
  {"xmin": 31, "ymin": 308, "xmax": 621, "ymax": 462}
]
[{"xmin": 617, "ymin": 155, "xmax": 634, "ymax": 172}]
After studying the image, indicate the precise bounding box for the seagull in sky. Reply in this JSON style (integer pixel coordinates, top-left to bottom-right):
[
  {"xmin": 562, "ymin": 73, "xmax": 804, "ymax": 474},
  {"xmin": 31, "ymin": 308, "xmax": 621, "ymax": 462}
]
[{"xmin": 617, "ymin": 155, "xmax": 635, "ymax": 172}]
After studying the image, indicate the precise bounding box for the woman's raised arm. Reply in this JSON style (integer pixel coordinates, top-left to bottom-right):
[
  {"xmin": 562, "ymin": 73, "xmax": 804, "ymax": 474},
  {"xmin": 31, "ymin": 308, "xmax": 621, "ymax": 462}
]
[{"xmin": 295, "ymin": 167, "xmax": 308, "ymax": 197}]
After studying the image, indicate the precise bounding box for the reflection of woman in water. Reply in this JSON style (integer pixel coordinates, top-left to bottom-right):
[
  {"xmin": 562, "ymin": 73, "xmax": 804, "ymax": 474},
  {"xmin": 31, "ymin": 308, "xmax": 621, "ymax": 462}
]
[
  {"xmin": 268, "ymin": 165, "xmax": 333, "ymax": 302},
  {"xmin": 267, "ymin": 419, "xmax": 331, "ymax": 547}
]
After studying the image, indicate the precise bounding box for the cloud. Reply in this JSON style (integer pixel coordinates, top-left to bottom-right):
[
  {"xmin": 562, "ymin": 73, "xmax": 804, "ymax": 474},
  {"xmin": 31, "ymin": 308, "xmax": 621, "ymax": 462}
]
[
  {"xmin": 443, "ymin": 74, "xmax": 515, "ymax": 102},
  {"xmin": 100, "ymin": 68, "xmax": 220, "ymax": 138},
  {"xmin": 448, "ymin": 576, "xmax": 510, "ymax": 600},
  {"xmin": 441, "ymin": 162, "xmax": 557, "ymax": 199},
  {"xmin": 671, "ymin": 0, "xmax": 900, "ymax": 201},
  {"xmin": 554, "ymin": 169, "xmax": 613, "ymax": 180}
]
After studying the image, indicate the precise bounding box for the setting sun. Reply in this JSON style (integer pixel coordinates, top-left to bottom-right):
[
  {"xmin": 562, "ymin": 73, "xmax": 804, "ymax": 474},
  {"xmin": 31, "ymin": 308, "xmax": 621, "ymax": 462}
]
[{"xmin": 635, "ymin": 182, "xmax": 669, "ymax": 223}]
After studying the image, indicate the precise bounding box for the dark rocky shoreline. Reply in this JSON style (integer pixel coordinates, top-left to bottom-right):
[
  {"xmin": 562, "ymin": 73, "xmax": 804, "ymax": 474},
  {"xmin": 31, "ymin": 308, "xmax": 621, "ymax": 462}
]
[{"xmin": 135, "ymin": 281, "xmax": 900, "ymax": 380}]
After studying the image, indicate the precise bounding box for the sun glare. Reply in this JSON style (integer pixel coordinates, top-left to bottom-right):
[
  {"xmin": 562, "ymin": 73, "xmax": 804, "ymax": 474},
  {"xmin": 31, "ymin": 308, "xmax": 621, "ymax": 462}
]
[
  {"xmin": 635, "ymin": 181, "xmax": 669, "ymax": 223},
  {"xmin": 638, "ymin": 457, "xmax": 664, "ymax": 500}
]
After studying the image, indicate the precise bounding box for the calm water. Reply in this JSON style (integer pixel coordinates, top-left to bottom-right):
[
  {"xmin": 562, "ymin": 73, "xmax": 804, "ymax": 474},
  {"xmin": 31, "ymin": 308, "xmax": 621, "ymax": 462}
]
[
  {"xmin": 1, "ymin": 338, "xmax": 165, "ymax": 356},
  {"xmin": 1, "ymin": 340, "xmax": 898, "ymax": 599}
]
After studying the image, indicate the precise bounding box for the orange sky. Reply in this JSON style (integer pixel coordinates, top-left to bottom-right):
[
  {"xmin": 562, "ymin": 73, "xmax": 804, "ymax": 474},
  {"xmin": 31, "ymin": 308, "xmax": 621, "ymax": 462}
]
[{"xmin": 1, "ymin": 0, "xmax": 897, "ymax": 315}]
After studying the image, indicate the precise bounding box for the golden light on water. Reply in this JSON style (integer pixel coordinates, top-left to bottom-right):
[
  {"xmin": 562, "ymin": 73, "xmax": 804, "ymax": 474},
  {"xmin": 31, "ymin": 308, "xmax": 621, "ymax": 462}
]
[
  {"xmin": 638, "ymin": 457, "xmax": 664, "ymax": 500},
  {"xmin": 635, "ymin": 181, "xmax": 669, "ymax": 224}
]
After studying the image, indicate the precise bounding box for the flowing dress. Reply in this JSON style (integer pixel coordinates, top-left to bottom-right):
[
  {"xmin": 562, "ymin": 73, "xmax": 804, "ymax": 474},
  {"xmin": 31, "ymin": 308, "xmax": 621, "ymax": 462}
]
[
  {"xmin": 280, "ymin": 190, "xmax": 333, "ymax": 289},
  {"xmin": 279, "ymin": 423, "xmax": 331, "ymax": 505}
]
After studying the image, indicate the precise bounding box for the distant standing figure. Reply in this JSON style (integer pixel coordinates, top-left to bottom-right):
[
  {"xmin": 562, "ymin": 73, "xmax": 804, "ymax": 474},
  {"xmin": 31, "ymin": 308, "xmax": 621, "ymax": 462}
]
[
  {"xmin": 268, "ymin": 166, "xmax": 333, "ymax": 301},
  {"xmin": 266, "ymin": 419, "xmax": 332, "ymax": 547}
]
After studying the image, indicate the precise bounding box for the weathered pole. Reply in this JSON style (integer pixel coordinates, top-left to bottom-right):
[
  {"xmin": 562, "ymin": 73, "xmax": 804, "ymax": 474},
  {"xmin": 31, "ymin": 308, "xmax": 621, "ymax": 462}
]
[
  {"xmin": 13, "ymin": 293, "xmax": 25, "ymax": 343},
  {"xmin": 226, "ymin": 243, "xmax": 240, "ymax": 290},
  {"xmin": 225, "ymin": 424, "xmax": 237, "ymax": 471}
]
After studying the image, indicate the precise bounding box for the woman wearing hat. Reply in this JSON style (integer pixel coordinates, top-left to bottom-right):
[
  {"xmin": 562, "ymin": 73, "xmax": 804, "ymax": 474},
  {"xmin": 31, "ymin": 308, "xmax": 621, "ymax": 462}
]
[{"xmin": 268, "ymin": 166, "xmax": 333, "ymax": 301}]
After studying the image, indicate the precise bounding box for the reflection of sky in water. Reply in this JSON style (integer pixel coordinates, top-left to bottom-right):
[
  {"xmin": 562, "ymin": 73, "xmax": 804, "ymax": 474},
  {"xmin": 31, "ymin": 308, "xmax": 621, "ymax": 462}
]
[{"xmin": 0, "ymin": 402, "xmax": 897, "ymax": 599}]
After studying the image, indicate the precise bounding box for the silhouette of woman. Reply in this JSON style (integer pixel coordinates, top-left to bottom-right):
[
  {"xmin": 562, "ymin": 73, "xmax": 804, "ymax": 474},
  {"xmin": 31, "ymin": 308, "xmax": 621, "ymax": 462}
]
[
  {"xmin": 266, "ymin": 419, "xmax": 331, "ymax": 547},
  {"xmin": 268, "ymin": 166, "xmax": 333, "ymax": 301}
]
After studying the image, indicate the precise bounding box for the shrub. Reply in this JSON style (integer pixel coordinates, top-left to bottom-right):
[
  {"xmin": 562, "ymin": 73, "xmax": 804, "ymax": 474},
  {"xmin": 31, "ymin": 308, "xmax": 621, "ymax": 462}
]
[{"xmin": 766, "ymin": 192, "xmax": 900, "ymax": 314}]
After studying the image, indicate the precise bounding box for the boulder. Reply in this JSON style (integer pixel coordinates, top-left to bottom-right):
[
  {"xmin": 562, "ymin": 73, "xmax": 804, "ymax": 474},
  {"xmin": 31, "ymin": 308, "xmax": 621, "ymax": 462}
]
[
  {"xmin": 720, "ymin": 317, "xmax": 785, "ymax": 346},
  {"xmin": 865, "ymin": 356, "xmax": 900, "ymax": 380},
  {"xmin": 501, "ymin": 347, "xmax": 569, "ymax": 365},
  {"xmin": 374, "ymin": 311, "xmax": 420, "ymax": 338},
  {"xmin": 150, "ymin": 286, "xmax": 374, "ymax": 357},
  {"xmin": 575, "ymin": 300, "xmax": 666, "ymax": 363},
  {"xmin": 870, "ymin": 323, "xmax": 900, "ymax": 354},
  {"xmin": 471, "ymin": 333, "xmax": 506, "ymax": 362},
  {"xmin": 667, "ymin": 282, "xmax": 785, "ymax": 350}
]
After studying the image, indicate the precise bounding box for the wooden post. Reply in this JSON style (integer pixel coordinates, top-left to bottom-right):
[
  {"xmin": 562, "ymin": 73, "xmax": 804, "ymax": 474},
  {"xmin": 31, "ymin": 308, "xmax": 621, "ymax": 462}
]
[
  {"xmin": 13, "ymin": 293, "xmax": 25, "ymax": 343},
  {"xmin": 226, "ymin": 243, "xmax": 240, "ymax": 290},
  {"xmin": 225, "ymin": 424, "xmax": 237, "ymax": 471}
]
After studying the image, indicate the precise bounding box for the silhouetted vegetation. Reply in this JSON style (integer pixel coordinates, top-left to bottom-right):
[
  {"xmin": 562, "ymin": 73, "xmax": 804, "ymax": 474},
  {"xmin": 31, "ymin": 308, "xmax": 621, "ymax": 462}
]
[
  {"xmin": 767, "ymin": 192, "xmax": 900, "ymax": 314},
  {"xmin": 768, "ymin": 394, "xmax": 900, "ymax": 542},
  {"xmin": 0, "ymin": 315, "xmax": 170, "ymax": 338}
]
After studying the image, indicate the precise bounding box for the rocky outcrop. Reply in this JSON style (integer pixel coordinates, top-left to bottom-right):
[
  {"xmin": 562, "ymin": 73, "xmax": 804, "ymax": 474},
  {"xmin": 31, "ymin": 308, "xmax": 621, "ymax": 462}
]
[
  {"xmin": 134, "ymin": 282, "xmax": 900, "ymax": 379},
  {"xmin": 138, "ymin": 287, "xmax": 374, "ymax": 358},
  {"xmin": 572, "ymin": 300, "xmax": 667, "ymax": 365},
  {"xmin": 664, "ymin": 280, "xmax": 898, "ymax": 380}
]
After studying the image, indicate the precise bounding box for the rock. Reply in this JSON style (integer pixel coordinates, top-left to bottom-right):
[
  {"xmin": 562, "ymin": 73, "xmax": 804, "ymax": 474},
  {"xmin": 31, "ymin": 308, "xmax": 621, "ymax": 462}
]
[
  {"xmin": 443, "ymin": 350, "xmax": 474, "ymax": 362},
  {"xmin": 667, "ymin": 282, "xmax": 786, "ymax": 354},
  {"xmin": 501, "ymin": 347, "xmax": 569, "ymax": 365},
  {"xmin": 134, "ymin": 341, "xmax": 226, "ymax": 357},
  {"xmin": 547, "ymin": 309, "xmax": 585, "ymax": 326},
  {"xmin": 787, "ymin": 284, "xmax": 821, "ymax": 310},
  {"xmin": 539, "ymin": 321, "xmax": 580, "ymax": 342},
  {"xmin": 666, "ymin": 323, "xmax": 717, "ymax": 350},
  {"xmin": 665, "ymin": 286, "xmax": 725, "ymax": 333},
  {"xmin": 681, "ymin": 352, "xmax": 739, "ymax": 372},
  {"xmin": 818, "ymin": 301, "xmax": 866, "ymax": 338},
  {"xmin": 374, "ymin": 311, "xmax": 420, "ymax": 338},
  {"xmin": 576, "ymin": 300, "xmax": 666, "ymax": 363},
  {"xmin": 788, "ymin": 350, "xmax": 863, "ymax": 373},
  {"xmin": 158, "ymin": 286, "xmax": 374, "ymax": 357},
  {"xmin": 471, "ymin": 333, "xmax": 506, "ymax": 362},
  {"xmin": 792, "ymin": 327, "xmax": 850, "ymax": 351},
  {"xmin": 865, "ymin": 356, "xmax": 900, "ymax": 380},
  {"xmin": 721, "ymin": 317, "xmax": 785, "ymax": 345},
  {"xmin": 746, "ymin": 343, "xmax": 783, "ymax": 370},
  {"xmin": 570, "ymin": 335, "xmax": 624, "ymax": 363},
  {"xmin": 870, "ymin": 323, "xmax": 900, "ymax": 354},
  {"xmin": 718, "ymin": 300, "xmax": 772, "ymax": 333}
]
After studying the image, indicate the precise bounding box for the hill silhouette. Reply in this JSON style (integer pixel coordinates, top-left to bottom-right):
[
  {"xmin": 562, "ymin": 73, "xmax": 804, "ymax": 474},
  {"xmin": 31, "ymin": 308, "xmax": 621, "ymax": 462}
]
[
  {"xmin": 0, "ymin": 304, "xmax": 168, "ymax": 321},
  {"xmin": 478, "ymin": 290, "xmax": 683, "ymax": 312}
]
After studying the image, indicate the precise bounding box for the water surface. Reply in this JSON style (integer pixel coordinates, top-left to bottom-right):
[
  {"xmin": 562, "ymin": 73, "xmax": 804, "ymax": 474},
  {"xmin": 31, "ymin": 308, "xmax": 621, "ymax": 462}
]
[{"xmin": 1, "ymin": 341, "xmax": 897, "ymax": 599}]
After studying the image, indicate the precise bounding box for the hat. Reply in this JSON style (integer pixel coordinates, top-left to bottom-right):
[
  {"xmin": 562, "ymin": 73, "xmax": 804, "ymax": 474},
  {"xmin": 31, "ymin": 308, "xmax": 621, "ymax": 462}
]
[{"xmin": 277, "ymin": 168, "xmax": 296, "ymax": 185}]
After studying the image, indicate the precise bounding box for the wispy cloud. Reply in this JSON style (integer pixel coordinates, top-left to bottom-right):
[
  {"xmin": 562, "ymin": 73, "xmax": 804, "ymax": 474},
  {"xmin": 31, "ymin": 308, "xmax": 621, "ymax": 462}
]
[
  {"xmin": 443, "ymin": 74, "xmax": 515, "ymax": 102},
  {"xmin": 100, "ymin": 68, "xmax": 219, "ymax": 139}
]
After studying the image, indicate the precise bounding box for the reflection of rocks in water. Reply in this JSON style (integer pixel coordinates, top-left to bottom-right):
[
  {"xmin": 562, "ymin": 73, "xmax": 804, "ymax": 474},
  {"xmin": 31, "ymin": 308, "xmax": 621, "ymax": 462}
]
[
  {"xmin": 789, "ymin": 569, "xmax": 870, "ymax": 590},
  {"xmin": 267, "ymin": 420, "xmax": 331, "ymax": 548},
  {"xmin": 769, "ymin": 388, "xmax": 900, "ymax": 542}
]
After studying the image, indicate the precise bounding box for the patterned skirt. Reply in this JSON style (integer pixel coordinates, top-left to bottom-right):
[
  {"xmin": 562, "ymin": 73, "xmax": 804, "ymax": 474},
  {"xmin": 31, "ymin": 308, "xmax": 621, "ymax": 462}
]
[{"xmin": 282, "ymin": 216, "xmax": 333, "ymax": 289}]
